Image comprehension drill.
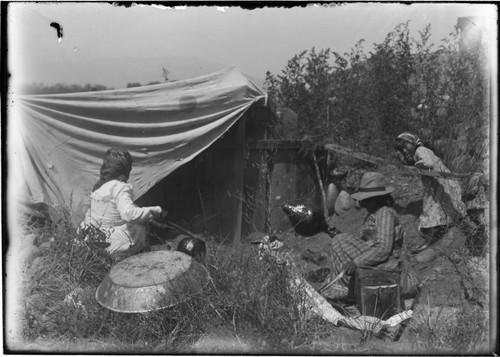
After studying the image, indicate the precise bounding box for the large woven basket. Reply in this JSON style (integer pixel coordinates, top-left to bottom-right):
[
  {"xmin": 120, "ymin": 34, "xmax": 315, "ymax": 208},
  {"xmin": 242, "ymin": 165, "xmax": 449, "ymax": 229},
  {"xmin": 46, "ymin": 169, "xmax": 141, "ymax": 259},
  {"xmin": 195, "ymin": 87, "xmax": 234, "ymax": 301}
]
[{"xmin": 95, "ymin": 250, "xmax": 209, "ymax": 313}]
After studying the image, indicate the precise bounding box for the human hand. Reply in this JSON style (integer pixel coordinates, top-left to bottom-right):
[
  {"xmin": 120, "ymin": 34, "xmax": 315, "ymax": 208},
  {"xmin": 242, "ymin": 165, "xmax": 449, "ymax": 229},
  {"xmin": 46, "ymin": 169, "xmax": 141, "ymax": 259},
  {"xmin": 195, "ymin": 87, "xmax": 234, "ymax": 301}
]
[
  {"xmin": 151, "ymin": 207, "xmax": 165, "ymax": 220},
  {"xmin": 343, "ymin": 261, "xmax": 357, "ymax": 275},
  {"xmin": 415, "ymin": 160, "xmax": 431, "ymax": 170},
  {"xmin": 360, "ymin": 229, "xmax": 375, "ymax": 241},
  {"xmin": 160, "ymin": 209, "xmax": 168, "ymax": 219},
  {"xmin": 327, "ymin": 226, "xmax": 341, "ymax": 236}
]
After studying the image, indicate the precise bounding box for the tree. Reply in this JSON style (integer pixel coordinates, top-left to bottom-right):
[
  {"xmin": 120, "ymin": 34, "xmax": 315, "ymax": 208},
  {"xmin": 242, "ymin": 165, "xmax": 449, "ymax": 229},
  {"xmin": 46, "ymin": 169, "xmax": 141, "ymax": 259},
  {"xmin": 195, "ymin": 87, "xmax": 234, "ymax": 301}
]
[
  {"xmin": 329, "ymin": 39, "xmax": 372, "ymax": 150},
  {"xmin": 434, "ymin": 27, "xmax": 489, "ymax": 173},
  {"xmin": 18, "ymin": 82, "xmax": 109, "ymax": 94},
  {"xmin": 162, "ymin": 67, "xmax": 170, "ymax": 82},
  {"xmin": 265, "ymin": 21, "xmax": 489, "ymax": 174},
  {"xmin": 367, "ymin": 22, "xmax": 415, "ymax": 147},
  {"xmin": 265, "ymin": 48, "xmax": 334, "ymax": 145}
]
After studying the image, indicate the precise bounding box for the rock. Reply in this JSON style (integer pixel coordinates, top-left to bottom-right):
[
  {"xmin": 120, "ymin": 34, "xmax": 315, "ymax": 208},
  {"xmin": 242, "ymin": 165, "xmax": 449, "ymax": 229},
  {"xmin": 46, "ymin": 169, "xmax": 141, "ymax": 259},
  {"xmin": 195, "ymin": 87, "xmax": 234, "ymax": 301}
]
[
  {"xmin": 326, "ymin": 183, "xmax": 339, "ymax": 216},
  {"xmin": 415, "ymin": 248, "xmax": 436, "ymax": 263},
  {"xmin": 334, "ymin": 191, "xmax": 354, "ymax": 215}
]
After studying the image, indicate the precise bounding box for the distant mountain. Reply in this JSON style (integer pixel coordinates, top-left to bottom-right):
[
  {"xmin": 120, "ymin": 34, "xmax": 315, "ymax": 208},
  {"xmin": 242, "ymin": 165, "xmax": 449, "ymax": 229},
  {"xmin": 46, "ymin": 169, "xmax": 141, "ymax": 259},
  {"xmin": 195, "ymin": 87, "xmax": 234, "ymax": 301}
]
[{"xmin": 21, "ymin": 55, "xmax": 265, "ymax": 90}]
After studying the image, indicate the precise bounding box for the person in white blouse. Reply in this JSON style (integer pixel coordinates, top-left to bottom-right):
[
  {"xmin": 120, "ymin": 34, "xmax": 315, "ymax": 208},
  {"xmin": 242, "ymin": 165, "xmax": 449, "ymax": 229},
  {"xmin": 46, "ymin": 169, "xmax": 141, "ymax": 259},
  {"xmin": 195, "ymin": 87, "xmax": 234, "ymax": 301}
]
[{"xmin": 80, "ymin": 147, "xmax": 164, "ymax": 259}]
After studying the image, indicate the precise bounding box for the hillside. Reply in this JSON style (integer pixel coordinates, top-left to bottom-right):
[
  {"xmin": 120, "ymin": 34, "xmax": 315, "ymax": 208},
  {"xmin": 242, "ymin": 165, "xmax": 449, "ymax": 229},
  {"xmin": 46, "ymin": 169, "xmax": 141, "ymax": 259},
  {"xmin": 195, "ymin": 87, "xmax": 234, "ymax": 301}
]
[{"xmin": 19, "ymin": 55, "xmax": 266, "ymax": 90}]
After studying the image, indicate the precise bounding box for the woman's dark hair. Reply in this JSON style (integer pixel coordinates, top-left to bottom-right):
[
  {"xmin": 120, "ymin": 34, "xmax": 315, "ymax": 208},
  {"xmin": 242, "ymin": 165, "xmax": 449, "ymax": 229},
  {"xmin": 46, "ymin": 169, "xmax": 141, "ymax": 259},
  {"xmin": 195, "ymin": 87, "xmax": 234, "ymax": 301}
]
[
  {"xmin": 92, "ymin": 147, "xmax": 133, "ymax": 192},
  {"xmin": 381, "ymin": 194, "xmax": 395, "ymax": 207},
  {"xmin": 361, "ymin": 194, "xmax": 394, "ymax": 210}
]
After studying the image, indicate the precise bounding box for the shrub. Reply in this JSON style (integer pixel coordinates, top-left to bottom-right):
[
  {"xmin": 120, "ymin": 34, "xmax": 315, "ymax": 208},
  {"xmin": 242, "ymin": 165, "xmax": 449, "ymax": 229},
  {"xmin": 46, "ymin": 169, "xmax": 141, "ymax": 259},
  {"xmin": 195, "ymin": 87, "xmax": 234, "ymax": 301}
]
[{"xmin": 265, "ymin": 21, "xmax": 489, "ymax": 174}]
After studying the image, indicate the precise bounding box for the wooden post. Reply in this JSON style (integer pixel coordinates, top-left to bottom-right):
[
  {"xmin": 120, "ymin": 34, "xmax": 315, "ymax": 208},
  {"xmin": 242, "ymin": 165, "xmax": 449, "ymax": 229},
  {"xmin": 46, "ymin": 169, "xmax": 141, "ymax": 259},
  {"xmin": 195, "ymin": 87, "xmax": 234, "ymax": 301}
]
[
  {"xmin": 264, "ymin": 150, "xmax": 273, "ymax": 233},
  {"xmin": 232, "ymin": 119, "xmax": 246, "ymax": 246},
  {"xmin": 312, "ymin": 153, "xmax": 329, "ymax": 221},
  {"xmin": 326, "ymin": 105, "xmax": 329, "ymax": 130}
]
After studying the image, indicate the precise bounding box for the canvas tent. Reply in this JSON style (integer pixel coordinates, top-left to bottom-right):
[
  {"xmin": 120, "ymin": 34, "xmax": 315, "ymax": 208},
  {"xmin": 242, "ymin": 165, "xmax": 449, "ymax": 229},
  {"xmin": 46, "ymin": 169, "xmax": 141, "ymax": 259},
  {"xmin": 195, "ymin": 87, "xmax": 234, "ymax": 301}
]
[{"xmin": 9, "ymin": 67, "xmax": 268, "ymax": 227}]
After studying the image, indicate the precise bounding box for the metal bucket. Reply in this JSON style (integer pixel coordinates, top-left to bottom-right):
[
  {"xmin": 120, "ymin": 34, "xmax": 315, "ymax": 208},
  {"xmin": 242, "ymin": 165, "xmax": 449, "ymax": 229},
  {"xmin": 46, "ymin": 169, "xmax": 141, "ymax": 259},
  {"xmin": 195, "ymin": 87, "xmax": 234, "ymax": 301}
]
[
  {"xmin": 96, "ymin": 250, "xmax": 209, "ymax": 313},
  {"xmin": 354, "ymin": 268, "xmax": 402, "ymax": 319}
]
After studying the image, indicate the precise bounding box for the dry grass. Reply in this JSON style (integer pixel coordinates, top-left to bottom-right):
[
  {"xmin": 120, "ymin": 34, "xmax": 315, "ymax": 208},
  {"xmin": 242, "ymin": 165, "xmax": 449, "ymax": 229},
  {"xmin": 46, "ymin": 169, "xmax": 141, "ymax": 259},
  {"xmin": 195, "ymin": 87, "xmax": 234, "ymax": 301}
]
[
  {"xmin": 13, "ymin": 208, "xmax": 318, "ymax": 353},
  {"xmin": 10, "ymin": 204, "xmax": 491, "ymax": 354},
  {"xmin": 408, "ymin": 295, "xmax": 489, "ymax": 353}
]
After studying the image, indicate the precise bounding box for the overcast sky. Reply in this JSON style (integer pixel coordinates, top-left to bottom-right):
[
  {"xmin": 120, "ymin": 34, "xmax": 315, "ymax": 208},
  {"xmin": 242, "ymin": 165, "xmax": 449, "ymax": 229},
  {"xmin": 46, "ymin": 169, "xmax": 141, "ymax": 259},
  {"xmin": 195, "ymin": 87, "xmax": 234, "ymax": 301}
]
[{"xmin": 8, "ymin": 2, "xmax": 496, "ymax": 89}]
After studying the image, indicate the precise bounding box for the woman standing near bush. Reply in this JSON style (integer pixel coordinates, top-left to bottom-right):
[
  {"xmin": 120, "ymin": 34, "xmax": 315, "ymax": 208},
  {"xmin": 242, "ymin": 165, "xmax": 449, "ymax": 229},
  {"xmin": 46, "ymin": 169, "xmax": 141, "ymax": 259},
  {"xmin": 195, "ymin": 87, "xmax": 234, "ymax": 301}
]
[
  {"xmin": 395, "ymin": 132, "xmax": 466, "ymax": 251},
  {"xmin": 80, "ymin": 147, "xmax": 164, "ymax": 259}
]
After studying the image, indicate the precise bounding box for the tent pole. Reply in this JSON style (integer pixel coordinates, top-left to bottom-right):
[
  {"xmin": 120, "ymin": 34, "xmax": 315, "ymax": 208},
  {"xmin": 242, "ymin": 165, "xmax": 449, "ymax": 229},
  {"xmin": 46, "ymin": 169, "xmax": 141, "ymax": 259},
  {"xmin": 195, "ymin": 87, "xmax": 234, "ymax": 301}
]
[{"xmin": 232, "ymin": 118, "xmax": 247, "ymax": 245}]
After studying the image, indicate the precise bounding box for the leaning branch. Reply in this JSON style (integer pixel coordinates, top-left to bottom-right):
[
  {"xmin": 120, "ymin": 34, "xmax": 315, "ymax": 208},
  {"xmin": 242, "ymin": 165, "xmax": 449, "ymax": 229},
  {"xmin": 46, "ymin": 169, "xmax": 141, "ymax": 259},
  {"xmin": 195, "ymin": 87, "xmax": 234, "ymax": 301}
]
[
  {"xmin": 312, "ymin": 153, "xmax": 329, "ymax": 221},
  {"xmin": 324, "ymin": 143, "xmax": 469, "ymax": 180}
]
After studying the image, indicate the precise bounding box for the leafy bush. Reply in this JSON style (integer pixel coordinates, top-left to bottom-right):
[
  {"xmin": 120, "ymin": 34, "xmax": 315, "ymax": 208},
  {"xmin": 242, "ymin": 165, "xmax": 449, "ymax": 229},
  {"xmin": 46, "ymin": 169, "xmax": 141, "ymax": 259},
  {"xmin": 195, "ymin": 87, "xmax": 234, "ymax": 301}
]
[{"xmin": 265, "ymin": 21, "xmax": 489, "ymax": 174}]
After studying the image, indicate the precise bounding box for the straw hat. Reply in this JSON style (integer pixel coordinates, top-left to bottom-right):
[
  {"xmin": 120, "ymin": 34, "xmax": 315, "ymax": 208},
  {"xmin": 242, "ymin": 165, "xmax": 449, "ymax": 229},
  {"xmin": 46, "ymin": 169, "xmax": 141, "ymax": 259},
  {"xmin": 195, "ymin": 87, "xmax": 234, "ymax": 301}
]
[{"xmin": 350, "ymin": 172, "xmax": 394, "ymax": 201}]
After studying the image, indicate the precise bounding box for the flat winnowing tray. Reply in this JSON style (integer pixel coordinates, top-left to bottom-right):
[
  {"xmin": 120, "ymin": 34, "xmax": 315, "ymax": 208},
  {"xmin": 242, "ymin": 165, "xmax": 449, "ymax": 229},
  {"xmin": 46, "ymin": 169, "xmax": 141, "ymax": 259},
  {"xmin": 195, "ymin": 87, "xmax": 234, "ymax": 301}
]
[{"xmin": 95, "ymin": 250, "xmax": 209, "ymax": 313}]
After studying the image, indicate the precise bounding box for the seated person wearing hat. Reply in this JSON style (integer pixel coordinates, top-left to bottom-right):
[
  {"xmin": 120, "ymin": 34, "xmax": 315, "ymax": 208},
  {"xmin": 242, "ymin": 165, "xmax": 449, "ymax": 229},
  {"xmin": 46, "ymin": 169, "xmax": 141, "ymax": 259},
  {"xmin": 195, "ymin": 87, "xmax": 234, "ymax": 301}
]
[{"xmin": 323, "ymin": 172, "xmax": 403, "ymax": 299}]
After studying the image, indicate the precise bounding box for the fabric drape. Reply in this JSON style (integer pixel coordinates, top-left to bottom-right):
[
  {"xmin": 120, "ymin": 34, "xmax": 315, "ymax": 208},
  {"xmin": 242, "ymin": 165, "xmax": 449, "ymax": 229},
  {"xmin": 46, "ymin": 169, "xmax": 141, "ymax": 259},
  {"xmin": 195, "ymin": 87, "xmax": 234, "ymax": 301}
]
[{"xmin": 9, "ymin": 68, "xmax": 267, "ymax": 222}]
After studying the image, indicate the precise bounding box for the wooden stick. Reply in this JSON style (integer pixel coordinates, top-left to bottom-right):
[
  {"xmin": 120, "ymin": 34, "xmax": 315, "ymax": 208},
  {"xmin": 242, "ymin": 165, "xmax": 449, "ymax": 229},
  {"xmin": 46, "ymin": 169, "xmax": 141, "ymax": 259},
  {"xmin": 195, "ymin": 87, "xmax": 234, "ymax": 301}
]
[
  {"xmin": 249, "ymin": 139, "xmax": 469, "ymax": 180},
  {"xmin": 318, "ymin": 270, "xmax": 346, "ymax": 294},
  {"xmin": 324, "ymin": 143, "xmax": 469, "ymax": 180},
  {"xmin": 164, "ymin": 220, "xmax": 200, "ymax": 240},
  {"xmin": 312, "ymin": 152, "xmax": 329, "ymax": 222},
  {"xmin": 151, "ymin": 219, "xmax": 200, "ymax": 240}
]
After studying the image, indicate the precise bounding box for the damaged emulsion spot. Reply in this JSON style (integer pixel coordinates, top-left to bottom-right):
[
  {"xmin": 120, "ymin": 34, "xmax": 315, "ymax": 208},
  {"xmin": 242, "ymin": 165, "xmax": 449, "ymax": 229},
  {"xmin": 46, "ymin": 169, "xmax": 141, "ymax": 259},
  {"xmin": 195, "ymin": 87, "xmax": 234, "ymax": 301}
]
[{"xmin": 50, "ymin": 22, "xmax": 63, "ymax": 43}]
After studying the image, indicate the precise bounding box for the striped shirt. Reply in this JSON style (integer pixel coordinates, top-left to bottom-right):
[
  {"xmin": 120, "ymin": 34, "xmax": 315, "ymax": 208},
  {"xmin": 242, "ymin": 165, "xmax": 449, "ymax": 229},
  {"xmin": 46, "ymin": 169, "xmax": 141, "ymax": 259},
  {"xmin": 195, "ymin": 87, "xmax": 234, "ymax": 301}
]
[
  {"xmin": 329, "ymin": 206, "xmax": 403, "ymax": 288},
  {"xmin": 354, "ymin": 206, "xmax": 402, "ymax": 267}
]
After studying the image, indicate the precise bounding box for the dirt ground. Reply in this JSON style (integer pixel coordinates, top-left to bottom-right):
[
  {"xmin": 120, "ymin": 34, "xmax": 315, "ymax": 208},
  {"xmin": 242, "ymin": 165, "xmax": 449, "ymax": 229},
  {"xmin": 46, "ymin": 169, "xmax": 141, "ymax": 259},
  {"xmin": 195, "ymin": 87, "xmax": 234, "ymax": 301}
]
[
  {"xmin": 12, "ymin": 166, "xmax": 490, "ymax": 354},
  {"xmin": 269, "ymin": 165, "xmax": 490, "ymax": 351}
]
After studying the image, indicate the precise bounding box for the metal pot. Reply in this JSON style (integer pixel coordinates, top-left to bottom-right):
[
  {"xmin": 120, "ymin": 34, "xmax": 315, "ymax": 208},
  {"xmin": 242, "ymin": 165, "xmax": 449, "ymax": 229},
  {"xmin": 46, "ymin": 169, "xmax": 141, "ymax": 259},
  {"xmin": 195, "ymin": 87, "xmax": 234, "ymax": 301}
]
[{"xmin": 95, "ymin": 250, "xmax": 208, "ymax": 313}]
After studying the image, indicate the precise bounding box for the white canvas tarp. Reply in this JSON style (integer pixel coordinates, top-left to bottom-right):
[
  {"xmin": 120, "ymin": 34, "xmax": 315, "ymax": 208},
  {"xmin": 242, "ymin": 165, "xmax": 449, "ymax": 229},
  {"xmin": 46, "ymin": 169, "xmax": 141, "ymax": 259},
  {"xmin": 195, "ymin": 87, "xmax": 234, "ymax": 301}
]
[{"xmin": 8, "ymin": 67, "xmax": 267, "ymax": 222}]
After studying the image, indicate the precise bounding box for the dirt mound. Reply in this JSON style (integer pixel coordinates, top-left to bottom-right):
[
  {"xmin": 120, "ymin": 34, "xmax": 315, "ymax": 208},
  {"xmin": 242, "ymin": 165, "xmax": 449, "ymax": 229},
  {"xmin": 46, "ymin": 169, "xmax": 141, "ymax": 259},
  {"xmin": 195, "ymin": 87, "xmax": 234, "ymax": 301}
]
[{"xmin": 276, "ymin": 164, "xmax": 488, "ymax": 330}]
